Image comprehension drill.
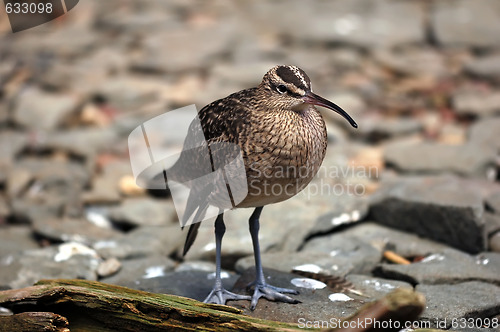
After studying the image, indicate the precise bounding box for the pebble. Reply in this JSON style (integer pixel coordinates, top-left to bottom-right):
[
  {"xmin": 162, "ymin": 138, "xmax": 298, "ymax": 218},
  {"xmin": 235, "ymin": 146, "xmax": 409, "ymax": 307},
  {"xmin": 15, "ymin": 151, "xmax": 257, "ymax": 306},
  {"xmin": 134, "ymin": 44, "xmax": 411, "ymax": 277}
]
[{"xmin": 97, "ymin": 257, "xmax": 122, "ymax": 278}]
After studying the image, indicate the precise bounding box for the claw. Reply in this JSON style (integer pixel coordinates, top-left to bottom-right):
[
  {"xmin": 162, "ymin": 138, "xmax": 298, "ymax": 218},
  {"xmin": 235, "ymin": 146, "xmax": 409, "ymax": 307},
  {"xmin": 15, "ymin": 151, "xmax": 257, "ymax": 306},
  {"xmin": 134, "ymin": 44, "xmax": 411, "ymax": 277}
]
[
  {"xmin": 204, "ymin": 288, "xmax": 251, "ymax": 305},
  {"xmin": 248, "ymin": 282, "xmax": 300, "ymax": 310}
]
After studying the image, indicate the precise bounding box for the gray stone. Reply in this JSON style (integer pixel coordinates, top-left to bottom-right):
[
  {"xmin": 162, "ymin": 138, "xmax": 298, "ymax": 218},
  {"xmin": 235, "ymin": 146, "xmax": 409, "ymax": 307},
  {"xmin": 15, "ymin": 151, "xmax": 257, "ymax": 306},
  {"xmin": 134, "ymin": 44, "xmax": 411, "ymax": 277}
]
[
  {"xmin": 301, "ymin": 236, "xmax": 381, "ymax": 275},
  {"xmin": 345, "ymin": 274, "xmax": 413, "ymax": 299},
  {"xmin": 132, "ymin": 25, "xmax": 235, "ymax": 73},
  {"xmin": 32, "ymin": 218, "xmax": 121, "ymax": 245},
  {"xmin": 465, "ymin": 53, "xmax": 500, "ymax": 80},
  {"xmin": 476, "ymin": 252, "xmax": 500, "ymax": 277},
  {"xmin": 453, "ymin": 89, "xmax": 500, "ymax": 117},
  {"xmin": 370, "ymin": 175, "xmax": 486, "ymax": 253},
  {"xmin": 307, "ymin": 196, "xmax": 369, "ymax": 236},
  {"xmin": 374, "ymin": 48, "xmax": 447, "ymax": 77},
  {"xmin": 375, "ymin": 248, "xmax": 499, "ymax": 285},
  {"xmin": 431, "ymin": 0, "xmax": 500, "ymax": 48},
  {"xmin": 417, "ymin": 282, "xmax": 500, "ymax": 328},
  {"xmin": 468, "ymin": 116, "xmax": 500, "ymax": 151},
  {"xmin": 355, "ymin": 117, "xmax": 423, "ymax": 140},
  {"xmin": 384, "ymin": 141, "xmax": 496, "ymax": 178},
  {"xmin": 250, "ymin": 0, "xmax": 424, "ymax": 48},
  {"xmin": 130, "ymin": 270, "xmax": 240, "ymax": 303},
  {"xmin": 108, "ymin": 198, "xmax": 177, "ymax": 227},
  {"xmin": 235, "ymin": 251, "xmax": 354, "ymax": 278},
  {"xmin": 13, "ymin": 88, "xmax": 81, "ymax": 131},
  {"xmin": 0, "ymin": 226, "xmax": 39, "ymax": 257},
  {"xmin": 319, "ymin": 222, "xmax": 452, "ymax": 258},
  {"xmin": 100, "ymin": 255, "xmax": 176, "ymax": 286},
  {"xmin": 94, "ymin": 225, "xmax": 183, "ymax": 259},
  {"xmin": 0, "ymin": 242, "xmax": 100, "ymax": 289},
  {"xmin": 43, "ymin": 128, "xmax": 119, "ymax": 158}
]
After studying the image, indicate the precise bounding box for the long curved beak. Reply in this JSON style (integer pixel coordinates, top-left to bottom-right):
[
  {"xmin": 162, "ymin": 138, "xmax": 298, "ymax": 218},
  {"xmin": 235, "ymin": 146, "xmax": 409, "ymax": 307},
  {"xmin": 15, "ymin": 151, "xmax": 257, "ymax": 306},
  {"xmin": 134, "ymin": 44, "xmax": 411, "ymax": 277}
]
[{"xmin": 303, "ymin": 92, "xmax": 358, "ymax": 128}]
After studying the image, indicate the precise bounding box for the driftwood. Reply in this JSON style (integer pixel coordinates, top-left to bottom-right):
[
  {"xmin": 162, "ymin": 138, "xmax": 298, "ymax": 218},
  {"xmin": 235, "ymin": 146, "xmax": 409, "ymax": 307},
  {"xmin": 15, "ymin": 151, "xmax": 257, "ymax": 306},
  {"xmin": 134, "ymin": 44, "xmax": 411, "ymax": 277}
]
[{"xmin": 0, "ymin": 279, "xmax": 427, "ymax": 331}]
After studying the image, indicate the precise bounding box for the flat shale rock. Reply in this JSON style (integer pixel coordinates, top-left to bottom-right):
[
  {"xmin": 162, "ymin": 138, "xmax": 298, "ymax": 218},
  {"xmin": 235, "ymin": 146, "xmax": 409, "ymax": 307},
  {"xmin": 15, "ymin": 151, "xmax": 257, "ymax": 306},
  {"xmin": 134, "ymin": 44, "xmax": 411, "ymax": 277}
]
[
  {"xmin": 416, "ymin": 281, "xmax": 500, "ymax": 329},
  {"xmin": 384, "ymin": 141, "xmax": 496, "ymax": 178},
  {"xmin": 370, "ymin": 175, "xmax": 486, "ymax": 253},
  {"xmin": 468, "ymin": 116, "xmax": 500, "ymax": 151},
  {"xmin": 108, "ymin": 198, "xmax": 177, "ymax": 227},
  {"xmin": 94, "ymin": 225, "xmax": 183, "ymax": 260},
  {"xmin": 375, "ymin": 248, "xmax": 500, "ymax": 285}
]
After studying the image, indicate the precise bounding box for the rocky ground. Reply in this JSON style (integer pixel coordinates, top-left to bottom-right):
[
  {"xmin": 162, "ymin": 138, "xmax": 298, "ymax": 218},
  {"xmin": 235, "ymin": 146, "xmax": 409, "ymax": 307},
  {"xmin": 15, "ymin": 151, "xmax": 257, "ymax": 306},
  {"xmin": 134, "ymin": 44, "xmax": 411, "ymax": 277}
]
[{"xmin": 0, "ymin": 0, "xmax": 500, "ymax": 330}]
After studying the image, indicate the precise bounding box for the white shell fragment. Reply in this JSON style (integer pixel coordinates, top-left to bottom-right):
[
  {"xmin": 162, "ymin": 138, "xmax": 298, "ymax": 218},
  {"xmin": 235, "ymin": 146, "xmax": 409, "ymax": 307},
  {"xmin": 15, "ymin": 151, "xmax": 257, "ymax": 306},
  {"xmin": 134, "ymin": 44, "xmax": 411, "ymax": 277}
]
[
  {"xmin": 291, "ymin": 277, "xmax": 327, "ymax": 289},
  {"xmin": 292, "ymin": 263, "xmax": 322, "ymax": 274},
  {"xmin": 328, "ymin": 293, "xmax": 353, "ymax": 302}
]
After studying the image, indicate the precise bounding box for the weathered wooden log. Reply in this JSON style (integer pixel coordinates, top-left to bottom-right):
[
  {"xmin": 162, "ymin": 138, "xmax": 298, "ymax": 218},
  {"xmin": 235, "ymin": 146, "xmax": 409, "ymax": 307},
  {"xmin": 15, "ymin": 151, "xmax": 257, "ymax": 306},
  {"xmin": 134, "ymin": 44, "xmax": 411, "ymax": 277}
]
[
  {"xmin": 0, "ymin": 279, "xmax": 426, "ymax": 331},
  {"xmin": 0, "ymin": 311, "xmax": 69, "ymax": 332}
]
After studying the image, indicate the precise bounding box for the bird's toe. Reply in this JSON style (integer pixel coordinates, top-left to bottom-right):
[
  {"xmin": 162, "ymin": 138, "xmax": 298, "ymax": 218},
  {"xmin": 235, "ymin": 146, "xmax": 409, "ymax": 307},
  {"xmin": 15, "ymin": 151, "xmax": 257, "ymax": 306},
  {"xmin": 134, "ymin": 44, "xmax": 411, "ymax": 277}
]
[
  {"xmin": 203, "ymin": 288, "xmax": 251, "ymax": 305},
  {"xmin": 249, "ymin": 283, "xmax": 300, "ymax": 310}
]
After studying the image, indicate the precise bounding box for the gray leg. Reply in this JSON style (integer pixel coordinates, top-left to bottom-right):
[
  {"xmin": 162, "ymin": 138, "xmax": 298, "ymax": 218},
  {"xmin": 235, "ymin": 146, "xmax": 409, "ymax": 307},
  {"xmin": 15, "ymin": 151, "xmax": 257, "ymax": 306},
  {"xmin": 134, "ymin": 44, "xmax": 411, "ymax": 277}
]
[
  {"xmin": 203, "ymin": 213, "xmax": 251, "ymax": 304},
  {"xmin": 247, "ymin": 207, "xmax": 299, "ymax": 310}
]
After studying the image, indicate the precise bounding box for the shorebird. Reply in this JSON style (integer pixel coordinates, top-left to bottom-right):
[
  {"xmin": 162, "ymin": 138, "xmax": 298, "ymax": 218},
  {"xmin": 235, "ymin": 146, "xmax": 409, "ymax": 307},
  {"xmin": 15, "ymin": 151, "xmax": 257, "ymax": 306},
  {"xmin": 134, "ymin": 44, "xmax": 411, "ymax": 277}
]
[{"xmin": 176, "ymin": 65, "xmax": 358, "ymax": 310}]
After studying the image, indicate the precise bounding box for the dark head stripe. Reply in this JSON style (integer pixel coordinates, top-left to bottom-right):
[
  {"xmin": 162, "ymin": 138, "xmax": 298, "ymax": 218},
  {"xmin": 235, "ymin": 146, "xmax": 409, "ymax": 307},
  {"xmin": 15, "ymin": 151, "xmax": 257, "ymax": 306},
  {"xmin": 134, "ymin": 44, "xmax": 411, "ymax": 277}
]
[{"xmin": 275, "ymin": 66, "xmax": 310, "ymax": 91}]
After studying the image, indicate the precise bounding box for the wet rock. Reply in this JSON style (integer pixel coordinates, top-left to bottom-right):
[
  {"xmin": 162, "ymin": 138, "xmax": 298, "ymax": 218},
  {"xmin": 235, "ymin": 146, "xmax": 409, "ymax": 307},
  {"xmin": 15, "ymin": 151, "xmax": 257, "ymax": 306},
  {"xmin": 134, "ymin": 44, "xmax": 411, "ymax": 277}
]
[
  {"xmin": 235, "ymin": 251, "xmax": 354, "ymax": 278},
  {"xmin": 452, "ymin": 89, "xmax": 500, "ymax": 117},
  {"xmin": 13, "ymin": 88, "xmax": 81, "ymax": 131},
  {"xmin": 108, "ymin": 198, "xmax": 177, "ymax": 227},
  {"xmin": 345, "ymin": 274, "xmax": 413, "ymax": 299},
  {"xmin": 384, "ymin": 141, "xmax": 496, "ymax": 178},
  {"xmin": 431, "ymin": 0, "xmax": 500, "ymax": 48},
  {"xmin": 468, "ymin": 116, "xmax": 500, "ymax": 151},
  {"xmin": 231, "ymin": 268, "xmax": 365, "ymax": 322},
  {"xmin": 465, "ymin": 53, "xmax": 500, "ymax": 80},
  {"xmin": 96, "ymin": 257, "xmax": 122, "ymax": 278},
  {"xmin": 0, "ymin": 242, "xmax": 100, "ymax": 289},
  {"xmin": 94, "ymin": 225, "xmax": 183, "ymax": 259},
  {"xmin": 330, "ymin": 222, "xmax": 452, "ymax": 258},
  {"xmin": 32, "ymin": 218, "xmax": 120, "ymax": 245},
  {"xmin": 375, "ymin": 248, "xmax": 499, "ymax": 285},
  {"xmin": 370, "ymin": 175, "xmax": 486, "ymax": 253},
  {"xmin": 476, "ymin": 252, "xmax": 500, "ymax": 277},
  {"xmin": 130, "ymin": 270, "xmax": 240, "ymax": 302},
  {"xmin": 301, "ymin": 236, "xmax": 381, "ymax": 275},
  {"xmin": 100, "ymin": 255, "xmax": 176, "ymax": 286},
  {"xmin": 416, "ymin": 282, "xmax": 500, "ymax": 328},
  {"xmin": 252, "ymin": 0, "xmax": 424, "ymax": 48},
  {"xmin": 307, "ymin": 196, "xmax": 369, "ymax": 236},
  {"xmin": 0, "ymin": 226, "xmax": 39, "ymax": 257}
]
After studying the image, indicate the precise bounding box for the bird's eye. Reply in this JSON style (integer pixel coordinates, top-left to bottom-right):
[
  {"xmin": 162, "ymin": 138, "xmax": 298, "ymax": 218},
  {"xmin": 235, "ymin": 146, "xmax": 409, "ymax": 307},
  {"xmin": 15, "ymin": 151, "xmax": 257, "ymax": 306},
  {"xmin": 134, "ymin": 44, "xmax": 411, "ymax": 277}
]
[{"xmin": 276, "ymin": 85, "xmax": 287, "ymax": 94}]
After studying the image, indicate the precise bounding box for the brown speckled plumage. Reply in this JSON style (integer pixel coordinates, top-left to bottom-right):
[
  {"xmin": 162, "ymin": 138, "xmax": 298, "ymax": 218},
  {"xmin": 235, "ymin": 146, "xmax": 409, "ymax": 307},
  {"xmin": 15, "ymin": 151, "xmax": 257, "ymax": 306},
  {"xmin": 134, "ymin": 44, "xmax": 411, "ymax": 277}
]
[{"xmin": 171, "ymin": 65, "xmax": 357, "ymax": 309}]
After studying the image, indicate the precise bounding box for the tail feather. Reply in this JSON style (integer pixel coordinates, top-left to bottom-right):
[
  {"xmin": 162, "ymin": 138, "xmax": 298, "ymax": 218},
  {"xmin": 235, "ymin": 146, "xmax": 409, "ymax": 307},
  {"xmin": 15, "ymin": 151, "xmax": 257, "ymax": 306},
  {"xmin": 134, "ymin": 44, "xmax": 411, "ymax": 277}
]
[{"xmin": 183, "ymin": 222, "xmax": 201, "ymax": 256}]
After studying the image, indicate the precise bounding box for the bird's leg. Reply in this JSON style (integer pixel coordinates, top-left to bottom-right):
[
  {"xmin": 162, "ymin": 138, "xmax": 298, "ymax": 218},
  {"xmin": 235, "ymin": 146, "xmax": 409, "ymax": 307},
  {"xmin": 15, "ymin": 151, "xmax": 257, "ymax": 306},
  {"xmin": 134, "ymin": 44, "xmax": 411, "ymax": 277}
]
[
  {"xmin": 204, "ymin": 213, "xmax": 251, "ymax": 305},
  {"xmin": 247, "ymin": 207, "xmax": 299, "ymax": 310}
]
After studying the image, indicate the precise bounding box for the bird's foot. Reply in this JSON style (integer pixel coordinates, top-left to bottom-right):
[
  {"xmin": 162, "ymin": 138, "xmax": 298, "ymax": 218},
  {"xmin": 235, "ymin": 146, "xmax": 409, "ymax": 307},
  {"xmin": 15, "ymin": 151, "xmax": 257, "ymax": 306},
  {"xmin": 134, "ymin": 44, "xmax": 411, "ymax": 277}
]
[
  {"xmin": 203, "ymin": 288, "xmax": 251, "ymax": 305},
  {"xmin": 247, "ymin": 281, "xmax": 300, "ymax": 310}
]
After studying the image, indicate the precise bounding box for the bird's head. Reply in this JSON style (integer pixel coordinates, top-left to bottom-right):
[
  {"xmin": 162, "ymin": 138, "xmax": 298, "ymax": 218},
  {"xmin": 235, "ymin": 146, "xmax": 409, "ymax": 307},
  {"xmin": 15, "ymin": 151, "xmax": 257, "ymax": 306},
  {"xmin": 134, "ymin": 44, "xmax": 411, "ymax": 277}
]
[{"xmin": 261, "ymin": 65, "xmax": 358, "ymax": 128}]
